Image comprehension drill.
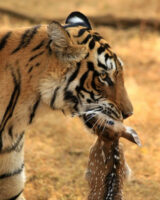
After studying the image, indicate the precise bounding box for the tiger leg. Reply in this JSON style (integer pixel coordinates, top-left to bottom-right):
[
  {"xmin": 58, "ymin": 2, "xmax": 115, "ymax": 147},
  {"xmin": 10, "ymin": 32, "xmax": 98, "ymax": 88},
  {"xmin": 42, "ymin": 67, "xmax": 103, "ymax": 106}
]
[{"xmin": 0, "ymin": 135, "xmax": 25, "ymax": 200}]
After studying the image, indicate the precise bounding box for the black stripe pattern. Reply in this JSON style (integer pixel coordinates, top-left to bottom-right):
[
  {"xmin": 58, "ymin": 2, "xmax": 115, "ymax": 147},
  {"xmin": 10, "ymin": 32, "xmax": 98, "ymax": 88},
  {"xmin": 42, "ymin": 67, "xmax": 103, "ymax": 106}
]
[
  {"xmin": 89, "ymin": 39, "xmax": 95, "ymax": 50},
  {"xmin": 32, "ymin": 39, "xmax": 45, "ymax": 51},
  {"xmin": 64, "ymin": 91, "xmax": 78, "ymax": 111},
  {"xmin": 0, "ymin": 70, "xmax": 21, "ymax": 150},
  {"xmin": 0, "ymin": 132, "xmax": 24, "ymax": 154},
  {"xmin": 50, "ymin": 87, "xmax": 60, "ymax": 108},
  {"xmin": 11, "ymin": 25, "xmax": 41, "ymax": 54},
  {"xmin": 75, "ymin": 28, "xmax": 89, "ymax": 37},
  {"xmin": 0, "ymin": 163, "xmax": 24, "ymax": 179},
  {"xmin": 0, "ymin": 31, "xmax": 12, "ymax": 51},
  {"xmin": 65, "ymin": 62, "xmax": 81, "ymax": 91},
  {"xmin": 8, "ymin": 126, "xmax": 13, "ymax": 138},
  {"xmin": 27, "ymin": 66, "xmax": 33, "ymax": 73},
  {"xmin": 7, "ymin": 190, "xmax": 23, "ymax": 200},
  {"xmin": 29, "ymin": 96, "xmax": 41, "ymax": 124},
  {"xmin": 28, "ymin": 50, "xmax": 44, "ymax": 62},
  {"xmin": 80, "ymin": 34, "xmax": 91, "ymax": 44}
]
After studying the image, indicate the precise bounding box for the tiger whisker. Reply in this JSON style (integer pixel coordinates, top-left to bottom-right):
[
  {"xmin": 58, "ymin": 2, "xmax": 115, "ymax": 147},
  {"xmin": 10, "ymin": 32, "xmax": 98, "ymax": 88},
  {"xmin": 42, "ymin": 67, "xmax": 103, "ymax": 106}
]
[
  {"xmin": 84, "ymin": 114, "xmax": 97, "ymax": 124},
  {"xmin": 83, "ymin": 103, "xmax": 99, "ymax": 106},
  {"xmin": 102, "ymin": 119, "xmax": 107, "ymax": 135},
  {"xmin": 72, "ymin": 111, "xmax": 90, "ymax": 117},
  {"xmin": 92, "ymin": 117, "xmax": 102, "ymax": 130},
  {"xmin": 83, "ymin": 110, "xmax": 100, "ymax": 116},
  {"xmin": 98, "ymin": 118, "xmax": 106, "ymax": 131},
  {"xmin": 85, "ymin": 110, "xmax": 101, "ymax": 116},
  {"xmin": 94, "ymin": 117, "xmax": 104, "ymax": 132}
]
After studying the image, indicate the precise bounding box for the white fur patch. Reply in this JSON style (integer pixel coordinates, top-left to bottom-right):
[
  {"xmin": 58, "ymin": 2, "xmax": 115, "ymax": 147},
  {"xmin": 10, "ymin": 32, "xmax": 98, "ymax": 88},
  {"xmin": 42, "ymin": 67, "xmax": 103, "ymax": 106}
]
[
  {"xmin": 117, "ymin": 57, "xmax": 124, "ymax": 67},
  {"xmin": 97, "ymin": 54, "xmax": 116, "ymax": 83},
  {"xmin": 98, "ymin": 53, "xmax": 116, "ymax": 72},
  {"xmin": 68, "ymin": 16, "xmax": 85, "ymax": 24},
  {"xmin": 124, "ymin": 162, "xmax": 132, "ymax": 181},
  {"xmin": 101, "ymin": 149, "xmax": 106, "ymax": 163},
  {"xmin": 106, "ymin": 58, "xmax": 116, "ymax": 71},
  {"xmin": 98, "ymin": 53, "xmax": 106, "ymax": 66},
  {"xmin": 125, "ymin": 126, "xmax": 141, "ymax": 146},
  {"xmin": 125, "ymin": 126, "xmax": 133, "ymax": 134}
]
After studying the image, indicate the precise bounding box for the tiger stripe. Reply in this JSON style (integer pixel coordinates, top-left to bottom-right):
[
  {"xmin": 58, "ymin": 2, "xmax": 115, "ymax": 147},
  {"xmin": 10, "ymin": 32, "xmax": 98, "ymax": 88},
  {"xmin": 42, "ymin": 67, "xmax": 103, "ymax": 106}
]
[
  {"xmin": 0, "ymin": 12, "xmax": 133, "ymax": 199},
  {"xmin": 11, "ymin": 25, "xmax": 41, "ymax": 54},
  {"xmin": 74, "ymin": 28, "xmax": 89, "ymax": 37},
  {"xmin": 0, "ymin": 70, "xmax": 21, "ymax": 150},
  {"xmin": 27, "ymin": 66, "xmax": 33, "ymax": 73},
  {"xmin": 7, "ymin": 190, "xmax": 23, "ymax": 200},
  {"xmin": 65, "ymin": 62, "xmax": 81, "ymax": 91},
  {"xmin": 93, "ymin": 34, "xmax": 103, "ymax": 42},
  {"xmin": 0, "ymin": 31, "xmax": 12, "ymax": 51},
  {"xmin": 8, "ymin": 126, "xmax": 13, "ymax": 138},
  {"xmin": 35, "ymin": 63, "xmax": 40, "ymax": 67},
  {"xmin": 97, "ymin": 46, "xmax": 105, "ymax": 55},
  {"xmin": 32, "ymin": 39, "xmax": 45, "ymax": 51},
  {"xmin": 46, "ymin": 40, "xmax": 52, "ymax": 54},
  {"xmin": 91, "ymin": 71, "xmax": 100, "ymax": 92},
  {"xmin": 79, "ymin": 70, "xmax": 90, "ymax": 93},
  {"xmin": 0, "ymin": 163, "xmax": 24, "ymax": 179},
  {"xmin": 29, "ymin": 96, "xmax": 41, "ymax": 124},
  {"xmin": 50, "ymin": 87, "xmax": 60, "ymax": 108},
  {"xmin": 28, "ymin": 50, "xmax": 44, "ymax": 62},
  {"xmin": 28, "ymin": 63, "xmax": 41, "ymax": 73},
  {"xmin": 64, "ymin": 91, "xmax": 78, "ymax": 111},
  {"xmin": 0, "ymin": 132, "xmax": 24, "ymax": 154},
  {"xmin": 80, "ymin": 34, "xmax": 91, "ymax": 44},
  {"xmin": 89, "ymin": 39, "xmax": 95, "ymax": 50}
]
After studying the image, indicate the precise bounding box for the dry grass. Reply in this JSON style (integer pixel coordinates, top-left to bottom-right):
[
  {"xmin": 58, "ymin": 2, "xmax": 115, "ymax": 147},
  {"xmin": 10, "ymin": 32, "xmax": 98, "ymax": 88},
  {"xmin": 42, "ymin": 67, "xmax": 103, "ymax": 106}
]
[
  {"xmin": 0, "ymin": 1, "xmax": 160, "ymax": 199},
  {"xmin": 0, "ymin": 0, "xmax": 160, "ymax": 19}
]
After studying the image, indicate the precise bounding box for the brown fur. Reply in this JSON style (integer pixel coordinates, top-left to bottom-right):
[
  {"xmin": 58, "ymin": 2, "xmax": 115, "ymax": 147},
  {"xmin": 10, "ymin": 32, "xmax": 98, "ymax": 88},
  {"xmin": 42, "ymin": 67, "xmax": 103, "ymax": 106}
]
[
  {"xmin": 0, "ymin": 12, "xmax": 133, "ymax": 199},
  {"xmin": 86, "ymin": 138, "xmax": 125, "ymax": 200},
  {"xmin": 86, "ymin": 122, "xmax": 141, "ymax": 200}
]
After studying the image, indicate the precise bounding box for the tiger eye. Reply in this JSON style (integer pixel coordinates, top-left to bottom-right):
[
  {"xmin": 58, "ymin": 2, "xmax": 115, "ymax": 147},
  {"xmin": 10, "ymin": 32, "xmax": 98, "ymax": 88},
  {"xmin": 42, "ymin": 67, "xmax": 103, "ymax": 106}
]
[{"xmin": 100, "ymin": 72, "xmax": 107, "ymax": 80}]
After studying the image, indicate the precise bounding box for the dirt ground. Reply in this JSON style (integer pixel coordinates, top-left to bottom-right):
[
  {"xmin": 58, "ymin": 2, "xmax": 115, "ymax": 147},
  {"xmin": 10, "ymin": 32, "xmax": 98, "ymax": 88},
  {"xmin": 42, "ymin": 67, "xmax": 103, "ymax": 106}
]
[{"xmin": 0, "ymin": 1, "xmax": 160, "ymax": 200}]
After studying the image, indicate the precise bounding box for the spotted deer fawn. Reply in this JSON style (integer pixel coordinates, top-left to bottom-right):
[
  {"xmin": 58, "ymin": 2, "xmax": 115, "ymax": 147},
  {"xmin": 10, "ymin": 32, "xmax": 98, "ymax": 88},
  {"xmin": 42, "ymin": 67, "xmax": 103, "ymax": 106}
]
[{"xmin": 85, "ymin": 120, "xmax": 141, "ymax": 200}]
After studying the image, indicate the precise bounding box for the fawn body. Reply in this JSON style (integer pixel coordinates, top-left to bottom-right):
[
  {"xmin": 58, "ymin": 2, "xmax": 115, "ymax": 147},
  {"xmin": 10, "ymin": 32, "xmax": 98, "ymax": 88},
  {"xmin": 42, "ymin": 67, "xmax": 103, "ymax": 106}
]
[{"xmin": 86, "ymin": 120, "xmax": 141, "ymax": 200}]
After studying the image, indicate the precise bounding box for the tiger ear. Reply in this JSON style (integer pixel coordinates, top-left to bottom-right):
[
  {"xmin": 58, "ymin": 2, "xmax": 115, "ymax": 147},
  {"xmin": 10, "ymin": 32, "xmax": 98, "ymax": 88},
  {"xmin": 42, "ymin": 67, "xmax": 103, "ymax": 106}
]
[
  {"xmin": 65, "ymin": 11, "xmax": 92, "ymax": 29},
  {"xmin": 121, "ymin": 126, "xmax": 141, "ymax": 146},
  {"xmin": 47, "ymin": 21, "xmax": 87, "ymax": 62}
]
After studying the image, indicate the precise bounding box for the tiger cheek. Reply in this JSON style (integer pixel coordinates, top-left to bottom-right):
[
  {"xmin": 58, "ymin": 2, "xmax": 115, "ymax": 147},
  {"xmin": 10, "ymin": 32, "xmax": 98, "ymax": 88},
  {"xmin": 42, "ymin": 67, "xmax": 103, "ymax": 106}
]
[
  {"xmin": 95, "ymin": 77, "xmax": 104, "ymax": 94},
  {"xmin": 102, "ymin": 83, "xmax": 116, "ymax": 101}
]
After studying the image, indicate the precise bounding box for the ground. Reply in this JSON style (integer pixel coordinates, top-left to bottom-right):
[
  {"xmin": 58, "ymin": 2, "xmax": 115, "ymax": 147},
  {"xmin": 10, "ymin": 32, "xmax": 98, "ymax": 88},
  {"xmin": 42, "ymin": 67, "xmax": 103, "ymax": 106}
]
[{"xmin": 0, "ymin": 1, "xmax": 160, "ymax": 199}]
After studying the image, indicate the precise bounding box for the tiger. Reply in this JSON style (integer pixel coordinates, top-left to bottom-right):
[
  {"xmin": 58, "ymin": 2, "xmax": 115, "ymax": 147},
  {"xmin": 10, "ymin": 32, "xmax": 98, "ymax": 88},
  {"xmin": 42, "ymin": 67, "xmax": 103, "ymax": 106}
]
[{"xmin": 0, "ymin": 11, "xmax": 133, "ymax": 200}]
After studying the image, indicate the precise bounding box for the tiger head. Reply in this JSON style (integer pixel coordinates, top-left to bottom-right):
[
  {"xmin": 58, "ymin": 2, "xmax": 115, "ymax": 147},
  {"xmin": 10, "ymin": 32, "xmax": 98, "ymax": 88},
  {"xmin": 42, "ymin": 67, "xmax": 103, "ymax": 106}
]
[{"xmin": 41, "ymin": 12, "xmax": 133, "ymax": 130}]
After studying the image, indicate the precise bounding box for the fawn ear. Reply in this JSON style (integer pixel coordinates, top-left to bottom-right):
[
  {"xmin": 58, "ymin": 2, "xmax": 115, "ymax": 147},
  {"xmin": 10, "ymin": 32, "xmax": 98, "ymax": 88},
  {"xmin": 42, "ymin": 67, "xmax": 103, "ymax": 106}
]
[
  {"xmin": 47, "ymin": 21, "xmax": 87, "ymax": 62},
  {"xmin": 122, "ymin": 126, "xmax": 141, "ymax": 146}
]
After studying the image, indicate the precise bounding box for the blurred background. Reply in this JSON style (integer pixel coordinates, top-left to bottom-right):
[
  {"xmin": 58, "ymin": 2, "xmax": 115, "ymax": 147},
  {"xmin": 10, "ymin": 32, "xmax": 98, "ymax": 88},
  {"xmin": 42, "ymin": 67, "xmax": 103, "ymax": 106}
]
[{"xmin": 0, "ymin": 0, "xmax": 160, "ymax": 199}]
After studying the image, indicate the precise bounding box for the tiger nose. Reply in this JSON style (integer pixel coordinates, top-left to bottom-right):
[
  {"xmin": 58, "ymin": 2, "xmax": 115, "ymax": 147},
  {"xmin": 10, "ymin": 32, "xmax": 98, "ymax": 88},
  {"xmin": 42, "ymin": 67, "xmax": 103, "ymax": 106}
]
[{"xmin": 122, "ymin": 112, "xmax": 133, "ymax": 119}]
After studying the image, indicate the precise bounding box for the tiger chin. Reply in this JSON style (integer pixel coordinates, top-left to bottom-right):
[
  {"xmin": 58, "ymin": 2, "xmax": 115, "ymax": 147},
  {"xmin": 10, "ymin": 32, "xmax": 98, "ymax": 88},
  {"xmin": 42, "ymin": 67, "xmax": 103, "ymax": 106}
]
[{"xmin": 0, "ymin": 11, "xmax": 133, "ymax": 199}]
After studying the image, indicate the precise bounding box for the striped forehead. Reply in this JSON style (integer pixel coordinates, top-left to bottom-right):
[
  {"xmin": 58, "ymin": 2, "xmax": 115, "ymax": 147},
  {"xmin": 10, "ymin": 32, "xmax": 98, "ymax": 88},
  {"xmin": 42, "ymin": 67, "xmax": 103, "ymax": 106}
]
[
  {"xmin": 96, "ymin": 44, "xmax": 124, "ymax": 73},
  {"xmin": 65, "ymin": 25, "xmax": 103, "ymax": 41},
  {"xmin": 65, "ymin": 26, "xmax": 123, "ymax": 71},
  {"xmin": 96, "ymin": 51, "xmax": 117, "ymax": 73}
]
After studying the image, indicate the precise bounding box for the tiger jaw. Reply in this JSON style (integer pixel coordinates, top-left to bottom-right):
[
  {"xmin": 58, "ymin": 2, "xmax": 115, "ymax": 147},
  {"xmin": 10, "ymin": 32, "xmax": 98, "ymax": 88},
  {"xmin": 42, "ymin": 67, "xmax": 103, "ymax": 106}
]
[{"xmin": 80, "ymin": 101, "xmax": 123, "ymax": 134}]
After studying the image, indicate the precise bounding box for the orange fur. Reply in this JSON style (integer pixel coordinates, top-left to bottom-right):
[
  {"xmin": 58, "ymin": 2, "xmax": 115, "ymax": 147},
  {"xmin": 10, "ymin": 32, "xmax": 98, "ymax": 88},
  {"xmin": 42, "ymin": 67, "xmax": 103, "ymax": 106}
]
[{"xmin": 0, "ymin": 12, "xmax": 134, "ymax": 199}]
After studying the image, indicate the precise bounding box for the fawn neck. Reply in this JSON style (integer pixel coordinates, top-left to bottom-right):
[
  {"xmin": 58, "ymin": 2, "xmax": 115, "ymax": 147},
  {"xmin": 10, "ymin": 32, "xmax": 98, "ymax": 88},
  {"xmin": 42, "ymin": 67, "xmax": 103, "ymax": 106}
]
[{"xmin": 87, "ymin": 138, "xmax": 125, "ymax": 200}]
